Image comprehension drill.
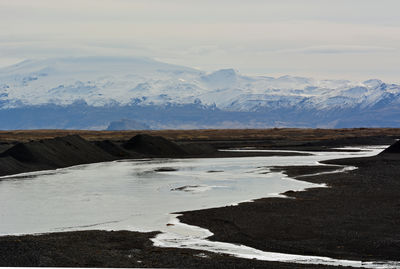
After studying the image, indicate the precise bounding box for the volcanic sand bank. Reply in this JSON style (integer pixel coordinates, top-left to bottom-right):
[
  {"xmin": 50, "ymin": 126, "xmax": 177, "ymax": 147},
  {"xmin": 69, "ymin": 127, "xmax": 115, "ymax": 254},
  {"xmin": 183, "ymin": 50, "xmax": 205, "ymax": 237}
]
[
  {"xmin": 179, "ymin": 142, "xmax": 400, "ymax": 262},
  {"xmin": 0, "ymin": 230, "xmax": 354, "ymax": 268},
  {"xmin": 0, "ymin": 133, "xmax": 309, "ymax": 177},
  {"xmin": 0, "ymin": 131, "xmax": 399, "ymax": 267}
]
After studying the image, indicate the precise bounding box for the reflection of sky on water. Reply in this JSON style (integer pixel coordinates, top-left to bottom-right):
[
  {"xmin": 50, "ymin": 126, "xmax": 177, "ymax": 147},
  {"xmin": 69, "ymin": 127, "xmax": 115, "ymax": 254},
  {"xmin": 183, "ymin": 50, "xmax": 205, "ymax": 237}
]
[
  {"xmin": 1, "ymin": 147, "xmax": 397, "ymax": 268},
  {"xmin": 0, "ymin": 148, "xmax": 384, "ymax": 236}
]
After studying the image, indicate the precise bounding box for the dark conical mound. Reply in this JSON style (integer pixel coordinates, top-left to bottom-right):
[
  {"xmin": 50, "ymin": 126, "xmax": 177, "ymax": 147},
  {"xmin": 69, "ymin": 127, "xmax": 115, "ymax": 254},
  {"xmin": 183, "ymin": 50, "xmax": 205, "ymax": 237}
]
[
  {"xmin": 1, "ymin": 135, "xmax": 115, "ymax": 167},
  {"xmin": 122, "ymin": 134, "xmax": 187, "ymax": 157},
  {"xmin": 2, "ymin": 143, "xmax": 36, "ymax": 163},
  {"xmin": 0, "ymin": 135, "xmax": 116, "ymax": 176},
  {"xmin": 380, "ymin": 140, "xmax": 400, "ymax": 154}
]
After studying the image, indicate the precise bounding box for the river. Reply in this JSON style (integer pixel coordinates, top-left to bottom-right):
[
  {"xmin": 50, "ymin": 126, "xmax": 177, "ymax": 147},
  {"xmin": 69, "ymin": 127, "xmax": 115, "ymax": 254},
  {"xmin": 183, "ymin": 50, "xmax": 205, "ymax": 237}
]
[{"xmin": 1, "ymin": 146, "xmax": 397, "ymax": 268}]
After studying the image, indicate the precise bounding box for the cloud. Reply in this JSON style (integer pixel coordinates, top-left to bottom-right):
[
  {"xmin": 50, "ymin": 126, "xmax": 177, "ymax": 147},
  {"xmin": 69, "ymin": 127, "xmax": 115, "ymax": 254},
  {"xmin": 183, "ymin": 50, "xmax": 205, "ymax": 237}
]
[
  {"xmin": 0, "ymin": 1, "xmax": 400, "ymax": 82},
  {"xmin": 285, "ymin": 45, "xmax": 397, "ymax": 54}
]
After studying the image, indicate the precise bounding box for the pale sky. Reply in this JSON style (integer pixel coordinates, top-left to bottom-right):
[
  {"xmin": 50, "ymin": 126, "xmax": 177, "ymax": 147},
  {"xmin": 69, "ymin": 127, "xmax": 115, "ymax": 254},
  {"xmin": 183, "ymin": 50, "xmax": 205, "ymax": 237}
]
[{"xmin": 1, "ymin": 0, "xmax": 400, "ymax": 82}]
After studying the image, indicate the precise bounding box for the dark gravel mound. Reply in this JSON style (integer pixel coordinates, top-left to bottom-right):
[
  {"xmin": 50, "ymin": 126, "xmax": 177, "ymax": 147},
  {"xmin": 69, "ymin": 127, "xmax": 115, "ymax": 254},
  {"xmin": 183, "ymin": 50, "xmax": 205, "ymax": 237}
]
[
  {"xmin": 0, "ymin": 142, "xmax": 13, "ymax": 154},
  {"xmin": 0, "ymin": 156, "xmax": 32, "ymax": 177},
  {"xmin": 0, "ymin": 135, "xmax": 116, "ymax": 177},
  {"xmin": 380, "ymin": 140, "xmax": 400, "ymax": 154},
  {"xmin": 122, "ymin": 134, "xmax": 188, "ymax": 157},
  {"xmin": 2, "ymin": 143, "xmax": 36, "ymax": 163},
  {"xmin": 1, "ymin": 135, "xmax": 114, "ymax": 166},
  {"xmin": 94, "ymin": 140, "xmax": 137, "ymax": 158}
]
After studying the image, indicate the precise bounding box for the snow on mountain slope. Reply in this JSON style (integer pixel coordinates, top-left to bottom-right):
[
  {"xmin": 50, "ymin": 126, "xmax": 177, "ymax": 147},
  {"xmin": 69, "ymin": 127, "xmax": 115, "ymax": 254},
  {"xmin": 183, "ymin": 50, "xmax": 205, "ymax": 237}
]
[
  {"xmin": 0, "ymin": 56, "xmax": 204, "ymax": 107},
  {"xmin": 0, "ymin": 56, "xmax": 400, "ymax": 128}
]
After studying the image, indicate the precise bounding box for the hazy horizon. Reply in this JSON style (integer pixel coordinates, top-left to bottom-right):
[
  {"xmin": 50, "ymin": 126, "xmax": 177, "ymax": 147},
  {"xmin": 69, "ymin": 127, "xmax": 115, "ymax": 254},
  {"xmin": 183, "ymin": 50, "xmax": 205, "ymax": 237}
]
[{"xmin": 1, "ymin": 0, "xmax": 400, "ymax": 83}]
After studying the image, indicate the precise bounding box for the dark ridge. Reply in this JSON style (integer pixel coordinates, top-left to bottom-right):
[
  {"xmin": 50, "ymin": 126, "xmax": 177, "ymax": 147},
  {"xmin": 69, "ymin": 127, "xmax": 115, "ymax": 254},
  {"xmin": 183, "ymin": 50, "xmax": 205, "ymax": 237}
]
[
  {"xmin": 0, "ymin": 133, "xmax": 304, "ymax": 178},
  {"xmin": 0, "ymin": 156, "xmax": 34, "ymax": 177},
  {"xmin": 122, "ymin": 134, "xmax": 188, "ymax": 157},
  {"xmin": 2, "ymin": 143, "xmax": 36, "ymax": 163},
  {"xmin": 380, "ymin": 140, "xmax": 400, "ymax": 154},
  {"xmin": 0, "ymin": 134, "xmax": 211, "ymax": 177},
  {"xmin": 94, "ymin": 140, "xmax": 138, "ymax": 158},
  {"xmin": 0, "ymin": 142, "xmax": 14, "ymax": 154},
  {"xmin": 0, "ymin": 135, "xmax": 115, "ymax": 167},
  {"xmin": 0, "ymin": 135, "xmax": 116, "ymax": 177}
]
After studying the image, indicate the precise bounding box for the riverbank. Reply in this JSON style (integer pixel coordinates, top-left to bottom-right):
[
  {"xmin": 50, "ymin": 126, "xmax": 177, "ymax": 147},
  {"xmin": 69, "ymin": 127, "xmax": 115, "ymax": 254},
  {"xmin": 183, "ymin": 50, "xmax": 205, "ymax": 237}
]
[
  {"xmin": 1, "ymin": 128, "xmax": 397, "ymax": 178},
  {"xmin": 0, "ymin": 130, "xmax": 399, "ymax": 268},
  {"xmin": 179, "ymin": 145, "xmax": 400, "ymax": 263},
  {"xmin": 0, "ymin": 134, "xmax": 310, "ymax": 177},
  {"xmin": 0, "ymin": 230, "xmax": 353, "ymax": 268}
]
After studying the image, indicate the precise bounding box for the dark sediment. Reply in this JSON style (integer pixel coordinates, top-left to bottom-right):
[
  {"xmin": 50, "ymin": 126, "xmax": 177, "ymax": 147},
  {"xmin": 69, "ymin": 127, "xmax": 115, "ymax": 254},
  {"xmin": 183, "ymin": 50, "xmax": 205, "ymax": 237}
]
[
  {"xmin": 0, "ymin": 142, "xmax": 13, "ymax": 153},
  {"xmin": 154, "ymin": 167, "xmax": 178, "ymax": 172},
  {"xmin": 292, "ymin": 135, "xmax": 396, "ymax": 150},
  {"xmin": 171, "ymin": 185, "xmax": 200, "ymax": 191},
  {"xmin": 0, "ymin": 134, "xmax": 213, "ymax": 177},
  {"xmin": 270, "ymin": 165, "xmax": 342, "ymax": 178},
  {"xmin": 122, "ymin": 134, "xmax": 188, "ymax": 156},
  {"xmin": 0, "ymin": 135, "xmax": 116, "ymax": 177},
  {"xmin": 1, "ymin": 133, "xmax": 399, "ymax": 267},
  {"xmin": 178, "ymin": 142, "xmax": 216, "ymax": 155},
  {"xmin": 379, "ymin": 139, "xmax": 400, "ymax": 154},
  {"xmin": 197, "ymin": 134, "xmax": 397, "ymax": 152},
  {"xmin": 0, "ymin": 230, "xmax": 353, "ymax": 268},
  {"xmin": 179, "ymin": 142, "xmax": 400, "ymax": 262},
  {"xmin": 0, "ymin": 134, "xmax": 309, "ymax": 178},
  {"xmin": 94, "ymin": 139, "xmax": 135, "ymax": 158}
]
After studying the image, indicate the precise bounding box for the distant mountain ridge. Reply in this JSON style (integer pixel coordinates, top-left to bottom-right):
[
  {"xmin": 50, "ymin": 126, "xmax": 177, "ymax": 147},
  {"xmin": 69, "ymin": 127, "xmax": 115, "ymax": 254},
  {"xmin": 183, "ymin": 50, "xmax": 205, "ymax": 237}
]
[
  {"xmin": 107, "ymin": 119, "xmax": 151, "ymax": 131},
  {"xmin": 0, "ymin": 56, "xmax": 399, "ymax": 129}
]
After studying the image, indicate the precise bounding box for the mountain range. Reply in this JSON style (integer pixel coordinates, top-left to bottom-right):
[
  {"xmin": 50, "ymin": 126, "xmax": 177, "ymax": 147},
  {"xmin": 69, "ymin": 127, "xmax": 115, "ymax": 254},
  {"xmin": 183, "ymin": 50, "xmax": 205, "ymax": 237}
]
[{"xmin": 1, "ymin": 56, "xmax": 399, "ymax": 129}]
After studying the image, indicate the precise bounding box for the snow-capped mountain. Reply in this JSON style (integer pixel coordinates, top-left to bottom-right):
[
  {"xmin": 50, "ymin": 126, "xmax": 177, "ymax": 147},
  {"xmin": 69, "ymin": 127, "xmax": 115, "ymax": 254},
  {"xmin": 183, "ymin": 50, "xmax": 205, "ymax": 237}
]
[{"xmin": 1, "ymin": 56, "xmax": 399, "ymax": 129}]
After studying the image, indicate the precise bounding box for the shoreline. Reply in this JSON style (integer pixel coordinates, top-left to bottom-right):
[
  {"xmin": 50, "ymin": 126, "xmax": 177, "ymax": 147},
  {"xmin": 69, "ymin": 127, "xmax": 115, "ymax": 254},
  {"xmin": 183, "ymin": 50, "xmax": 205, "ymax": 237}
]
[
  {"xmin": 0, "ymin": 230, "xmax": 356, "ymax": 268},
  {"xmin": 179, "ymin": 151, "xmax": 400, "ymax": 263},
  {"xmin": 0, "ymin": 134, "xmax": 314, "ymax": 178},
  {"xmin": 0, "ymin": 132, "xmax": 399, "ymax": 267},
  {"xmin": 0, "ymin": 150, "xmax": 311, "ymax": 179}
]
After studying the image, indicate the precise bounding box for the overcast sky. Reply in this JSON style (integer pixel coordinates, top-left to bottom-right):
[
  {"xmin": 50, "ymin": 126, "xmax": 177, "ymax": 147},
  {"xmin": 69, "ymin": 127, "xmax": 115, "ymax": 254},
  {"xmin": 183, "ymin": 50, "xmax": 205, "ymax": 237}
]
[{"xmin": 1, "ymin": 0, "xmax": 400, "ymax": 82}]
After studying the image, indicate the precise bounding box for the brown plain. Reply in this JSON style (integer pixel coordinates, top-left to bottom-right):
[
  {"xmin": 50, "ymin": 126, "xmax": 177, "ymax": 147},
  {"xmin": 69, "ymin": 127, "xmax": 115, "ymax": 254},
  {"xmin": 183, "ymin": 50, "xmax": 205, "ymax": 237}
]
[{"xmin": 1, "ymin": 128, "xmax": 400, "ymax": 143}]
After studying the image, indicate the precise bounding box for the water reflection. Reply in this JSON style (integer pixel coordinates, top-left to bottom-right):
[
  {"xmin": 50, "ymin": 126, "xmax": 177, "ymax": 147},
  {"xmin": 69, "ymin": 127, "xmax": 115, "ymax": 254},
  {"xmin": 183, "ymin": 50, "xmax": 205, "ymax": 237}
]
[
  {"xmin": 1, "ymin": 147, "xmax": 397, "ymax": 268},
  {"xmin": 0, "ymin": 147, "xmax": 385, "ymax": 236}
]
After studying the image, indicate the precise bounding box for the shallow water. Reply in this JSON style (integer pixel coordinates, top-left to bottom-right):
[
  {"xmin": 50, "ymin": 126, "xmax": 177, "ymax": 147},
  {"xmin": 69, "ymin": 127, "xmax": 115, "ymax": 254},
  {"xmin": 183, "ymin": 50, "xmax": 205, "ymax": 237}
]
[{"xmin": 1, "ymin": 146, "xmax": 397, "ymax": 268}]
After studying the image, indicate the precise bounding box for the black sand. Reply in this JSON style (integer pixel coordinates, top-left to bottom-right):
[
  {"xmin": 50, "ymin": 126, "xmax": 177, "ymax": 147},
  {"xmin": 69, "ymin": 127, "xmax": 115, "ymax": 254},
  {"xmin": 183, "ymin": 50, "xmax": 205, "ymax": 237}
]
[
  {"xmin": 0, "ymin": 231, "xmax": 353, "ymax": 268},
  {"xmin": 0, "ymin": 135, "xmax": 117, "ymax": 177},
  {"xmin": 179, "ymin": 143, "xmax": 400, "ymax": 262},
  {"xmin": 0, "ymin": 135, "xmax": 399, "ymax": 267},
  {"xmin": 0, "ymin": 134, "xmax": 309, "ymax": 178}
]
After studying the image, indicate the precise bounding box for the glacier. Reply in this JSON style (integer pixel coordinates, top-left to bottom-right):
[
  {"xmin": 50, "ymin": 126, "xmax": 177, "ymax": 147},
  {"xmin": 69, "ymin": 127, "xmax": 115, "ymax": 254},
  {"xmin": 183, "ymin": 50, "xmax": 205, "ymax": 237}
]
[{"xmin": 0, "ymin": 56, "xmax": 399, "ymax": 129}]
